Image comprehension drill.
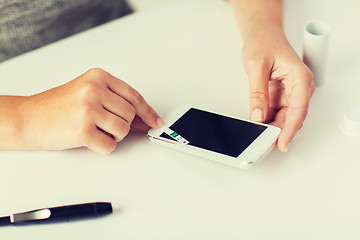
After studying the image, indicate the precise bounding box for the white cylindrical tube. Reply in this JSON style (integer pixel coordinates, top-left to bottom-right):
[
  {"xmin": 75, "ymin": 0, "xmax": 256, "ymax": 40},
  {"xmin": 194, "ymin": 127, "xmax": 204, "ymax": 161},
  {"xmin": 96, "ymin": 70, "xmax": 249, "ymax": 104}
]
[{"xmin": 302, "ymin": 20, "xmax": 331, "ymax": 87}]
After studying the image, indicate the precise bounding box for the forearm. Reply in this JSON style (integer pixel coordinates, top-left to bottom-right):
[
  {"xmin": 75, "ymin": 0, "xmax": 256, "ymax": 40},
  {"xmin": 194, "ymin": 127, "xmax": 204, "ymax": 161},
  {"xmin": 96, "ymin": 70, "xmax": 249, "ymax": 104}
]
[
  {"xmin": 228, "ymin": 0, "xmax": 284, "ymax": 39},
  {"xmin": 0, "ymin": 96, "xmax": 30, "ymax": 150}
]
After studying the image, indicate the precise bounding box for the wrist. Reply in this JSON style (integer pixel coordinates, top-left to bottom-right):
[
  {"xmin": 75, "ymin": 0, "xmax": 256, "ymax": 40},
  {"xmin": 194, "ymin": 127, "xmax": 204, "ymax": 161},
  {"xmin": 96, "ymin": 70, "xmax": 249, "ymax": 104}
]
[
  {"xmin": 0, "ymin": 96, "xmax": 32, "ymax": 150},
  {"xmin": 242, "ymin": 20, "xmax": 285, "ymax": 43},
  {"xmin": 229, "ymin": 0, "xmax": 284, "ymax": 38}
]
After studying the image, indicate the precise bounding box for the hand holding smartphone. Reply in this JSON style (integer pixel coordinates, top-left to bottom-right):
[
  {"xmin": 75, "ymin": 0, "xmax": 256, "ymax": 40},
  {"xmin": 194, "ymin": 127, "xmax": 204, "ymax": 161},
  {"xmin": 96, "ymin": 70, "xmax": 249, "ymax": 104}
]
[{"xmin": 148, "ymin": 106, "xmax": 280, "ymax": 169}]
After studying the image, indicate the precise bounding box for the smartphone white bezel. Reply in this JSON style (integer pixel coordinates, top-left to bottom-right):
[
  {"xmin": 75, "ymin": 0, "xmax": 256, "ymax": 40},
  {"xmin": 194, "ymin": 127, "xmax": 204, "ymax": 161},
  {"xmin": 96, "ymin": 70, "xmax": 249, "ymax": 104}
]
[{"xmin": 148, "ymin": 106, "xmax": 281, "ymax": 169}]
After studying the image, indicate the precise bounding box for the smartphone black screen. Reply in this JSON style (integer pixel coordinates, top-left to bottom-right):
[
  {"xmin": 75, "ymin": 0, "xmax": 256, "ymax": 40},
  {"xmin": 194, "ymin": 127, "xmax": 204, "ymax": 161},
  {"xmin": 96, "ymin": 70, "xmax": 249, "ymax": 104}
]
[{"xmin": 160, "ymin": 108, "xmax": 267, "ymax": 158}]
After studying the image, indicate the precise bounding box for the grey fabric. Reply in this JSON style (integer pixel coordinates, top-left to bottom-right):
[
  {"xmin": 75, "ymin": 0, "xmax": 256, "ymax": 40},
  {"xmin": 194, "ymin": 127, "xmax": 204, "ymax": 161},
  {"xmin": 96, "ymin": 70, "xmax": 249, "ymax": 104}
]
[{"xmin": 0, "ymin": 0, "xmax": 132, "ymax": 62}]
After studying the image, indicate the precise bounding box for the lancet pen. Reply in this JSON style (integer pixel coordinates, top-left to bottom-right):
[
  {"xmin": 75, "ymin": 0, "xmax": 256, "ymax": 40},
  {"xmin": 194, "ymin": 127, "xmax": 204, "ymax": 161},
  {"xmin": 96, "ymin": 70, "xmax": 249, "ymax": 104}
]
[{"xmin": 0, "ymin": 202, "xmax": 113, "ymax": 226}]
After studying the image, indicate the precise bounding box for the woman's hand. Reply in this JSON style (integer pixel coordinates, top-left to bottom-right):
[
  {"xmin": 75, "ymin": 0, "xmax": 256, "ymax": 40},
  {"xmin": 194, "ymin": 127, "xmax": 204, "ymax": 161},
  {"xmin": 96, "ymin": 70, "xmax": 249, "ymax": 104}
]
[
  {"xmin": 20, "ymin": 68, "xmax": 163, "ymax": 154},
  {"xmin": 242, "ymin": 24, "xmax": 315, "ymax": 152}
]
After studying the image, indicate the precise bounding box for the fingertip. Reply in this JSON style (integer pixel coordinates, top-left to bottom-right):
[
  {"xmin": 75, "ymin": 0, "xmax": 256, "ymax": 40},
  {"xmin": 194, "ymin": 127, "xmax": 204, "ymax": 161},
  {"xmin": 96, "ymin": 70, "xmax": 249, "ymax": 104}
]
[
  {"xmin": 144, "ymin": 116, "xmax": 164, "ymax": 129},
  {"xmin": 251, "ymin": 108, "xmax": 264, "ymax": 122},
  {"xmin": 279, "ymin": 145, "xmax": 288, "ymax": 153},
  {"xmin": 156, "ymin": 117, "xmax": 164, "ymax": 129},
  {"xmin": 277, "ymin": 136, "xmax": 289, "ymax": 153},
  {"xmin": 135, "ymin": 104, "xmax": 164, "ymax": 129}
]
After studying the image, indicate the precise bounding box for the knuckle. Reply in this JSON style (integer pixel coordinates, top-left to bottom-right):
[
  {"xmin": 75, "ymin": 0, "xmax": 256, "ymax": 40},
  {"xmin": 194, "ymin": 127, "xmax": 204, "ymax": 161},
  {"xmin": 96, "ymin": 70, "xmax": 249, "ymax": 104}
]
[
  {"xmin": 250, "ymin": 91, "xmax": 269, "ymax": 102},
  {"xmin": 82, "ymin": 68, "xmax": 109, "ymax": 86},
  {"xmin": 78, "ymin": 81, "xmax": 101, "ymax": 101},
  {"xmin": 103, "ymin": 141, "xmax": 117, "ymax": 154},
  {"xmin": 119, "ymin": 123, "xmax": 131, "ymax": 138},
  {"xmin": 128, "ymin": 105, "xmax": 137, "ymax": 121},
  {"xmin": 299, "ymin": 67, "xmax": 315, "ymax": 97},
  {"xmin": 307, "ymin": 71, "xmax": 315, "ymax": 94},
  {"xmin": 85, "ymin": 68, "xmax": 106, "ymax": 79},
  {"xmin": 143, "ymin": 105, "xmax": 154, "ymax": 117},
  {"xmin": 111, "ymin": 119, "xmax": 131, "ymax": 141},
  {"xmin": 300, "ymin": 65, "xmax": 315, "ymax": 92},
  {"xmin": 307, "ymin": 69, "xmax": 314, "ymax": 82},
  {"xmin": 130, "ymin": 87, "xmax": 144, "ymax": 104},
  {"xmin": 96, "ymin": 143, "xmax": 116, "ymax": 155},
  {"xmin": 299, "ymin": 109, "xmax": 308, "ymax": 120},
  {"xmin": 90, "ymin": 135, "xmax": 117, "ymax": 155}
]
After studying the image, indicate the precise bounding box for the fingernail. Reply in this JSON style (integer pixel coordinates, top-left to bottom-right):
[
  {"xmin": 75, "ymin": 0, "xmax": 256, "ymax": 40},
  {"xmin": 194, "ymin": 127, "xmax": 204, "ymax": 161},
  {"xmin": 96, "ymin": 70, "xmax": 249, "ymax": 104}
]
[
  {"xmin": 156, "ymin": 117, "xmax": 164, "ymax": 128},
  {"xmin": 279, "ymin": 144, "xmax": 288, "ymax": 153},
  {"xmin": 251, "ymin": 108, "xmax": 263, "ymax": 122}
]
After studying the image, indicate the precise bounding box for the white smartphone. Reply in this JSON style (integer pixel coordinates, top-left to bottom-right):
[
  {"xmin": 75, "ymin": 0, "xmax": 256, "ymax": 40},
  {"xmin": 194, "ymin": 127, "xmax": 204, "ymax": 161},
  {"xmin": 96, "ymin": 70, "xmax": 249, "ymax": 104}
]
[{"xmin": 148, "ymin": 106, "xmax": 281, "ymax": 169}]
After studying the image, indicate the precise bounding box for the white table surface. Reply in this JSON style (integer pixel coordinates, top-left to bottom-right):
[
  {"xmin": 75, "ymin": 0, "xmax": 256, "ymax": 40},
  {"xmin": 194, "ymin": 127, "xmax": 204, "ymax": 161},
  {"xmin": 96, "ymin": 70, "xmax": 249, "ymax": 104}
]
[{"xmin": 1, "ymin": 0, "xmax": 360, "ymax": 239}]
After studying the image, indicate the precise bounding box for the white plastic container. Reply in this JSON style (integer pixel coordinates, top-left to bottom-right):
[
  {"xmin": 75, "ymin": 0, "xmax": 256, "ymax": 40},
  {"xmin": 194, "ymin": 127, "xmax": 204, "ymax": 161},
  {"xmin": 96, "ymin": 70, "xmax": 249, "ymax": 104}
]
[
  {"xmin": 340, "ymin": 107, "xmax": 360, "ymax": 136},
  {"xmin": 303, "ymin": 20, "xmax": 331, "ymax": 87}
]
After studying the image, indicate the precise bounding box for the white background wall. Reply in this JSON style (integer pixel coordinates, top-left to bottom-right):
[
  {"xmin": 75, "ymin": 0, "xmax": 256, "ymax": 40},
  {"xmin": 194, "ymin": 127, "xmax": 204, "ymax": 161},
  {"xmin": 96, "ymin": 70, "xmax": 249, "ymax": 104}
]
[{"xmin": 128, "ymin": 0, "xmax": 171, "ymax": 10}]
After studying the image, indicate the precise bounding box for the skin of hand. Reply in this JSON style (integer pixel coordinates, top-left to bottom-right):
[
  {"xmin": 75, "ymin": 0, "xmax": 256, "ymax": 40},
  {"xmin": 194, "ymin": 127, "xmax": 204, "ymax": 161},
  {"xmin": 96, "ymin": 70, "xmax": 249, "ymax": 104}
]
[
  {"xmin": 0, "ymin": 68, "xmax": 163, "ymax": 154},
  {"xmin": 242, "ymin": 23, "xmax": 315, "ymax": 152},
  {"xmin": 229, "ymin": 0, "xmax": 315, "ymax": 152}
]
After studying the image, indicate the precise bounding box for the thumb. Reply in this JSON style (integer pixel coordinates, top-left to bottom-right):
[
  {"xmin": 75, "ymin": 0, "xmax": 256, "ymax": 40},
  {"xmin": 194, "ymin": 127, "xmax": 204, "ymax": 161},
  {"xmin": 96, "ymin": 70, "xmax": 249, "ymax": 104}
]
[{"xmin": 246, "ymin": 62, "xmax": 270, "ymax": 123}]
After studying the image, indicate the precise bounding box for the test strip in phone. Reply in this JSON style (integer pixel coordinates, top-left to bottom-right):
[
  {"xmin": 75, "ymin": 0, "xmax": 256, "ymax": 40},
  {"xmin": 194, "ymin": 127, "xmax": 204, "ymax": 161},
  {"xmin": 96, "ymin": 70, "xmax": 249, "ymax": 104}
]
[{"xmin": 163, "ymin": 127, "xmax": 189, "ymax": 145}]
